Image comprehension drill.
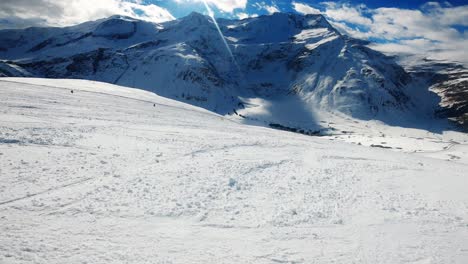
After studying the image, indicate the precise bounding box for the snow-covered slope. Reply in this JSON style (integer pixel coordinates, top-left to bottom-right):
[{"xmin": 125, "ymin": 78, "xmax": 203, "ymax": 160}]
[
  {"xmin": 1, "ymin": 78, "xmax": 468, "ymax": 263},
  {"xmin": 400, "ymin": 57, "xmax": 468, "ymax": 130},
  {"xmin": 0, "ymin": 13, "xmax": 433, "ymax": 131}
]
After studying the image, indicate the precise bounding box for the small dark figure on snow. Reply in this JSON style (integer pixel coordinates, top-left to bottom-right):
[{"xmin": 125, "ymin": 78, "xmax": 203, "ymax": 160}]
[
  {"xmin": 70, "ymin": 90, "xmax": 74, "ymax": 94},
  {"xmin": 153, "ymin": 103, "xmax": 156, "ymax": 107}
]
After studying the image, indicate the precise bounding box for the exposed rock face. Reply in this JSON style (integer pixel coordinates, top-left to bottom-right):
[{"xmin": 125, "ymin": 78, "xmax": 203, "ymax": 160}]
[{"xmin": 404, "ymin": 59, "xmax": 468, "ymax": 130}]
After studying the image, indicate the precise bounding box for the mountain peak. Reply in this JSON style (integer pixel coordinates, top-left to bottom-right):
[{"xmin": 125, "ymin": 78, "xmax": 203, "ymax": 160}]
[
  {"xmin": 105, "ymin": 15, "xmax": 138, "ymax": 21},
  {"xmin": 184, "ymin": 11, "xmax": 211, "ymax": 21},
  {"xmin": 93, "ymin": 15, "xmax": 138, "ymax": 39},
  {"xmin": 187, "ymin": 11, "xmax": 207, "ymax": 18},
  {"xmin": 176, "ymin": 11, "xmax": 214, "ymax": 27},
  {"xmin": 230, "ymin": 11, "xmax": 335, "ymax": 32}
]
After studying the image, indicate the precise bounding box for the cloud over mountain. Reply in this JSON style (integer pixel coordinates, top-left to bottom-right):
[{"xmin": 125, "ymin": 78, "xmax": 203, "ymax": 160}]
[
  {"xmin": 0, "ymin": 0, "xmax": 174, "ymax": 29},
  {"xmin": 174, "ymin": 0, "xmax": 248, "ymax": 13},
  {"xmin": 292, "ymin": 1, "xmax": 468, "ymax": 64}
]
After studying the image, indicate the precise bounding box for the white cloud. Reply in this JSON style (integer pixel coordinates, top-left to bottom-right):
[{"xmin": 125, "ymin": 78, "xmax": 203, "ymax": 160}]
[
  {"xmin": 322, "ymin": 2, "xmax": 372, "ymax": 26},
  {"xmin": 264, "ymin": 5, "xmax": 280, "ymax": 14},
  {"xmin": 236, "ymin": 12, "xmax": 258, "ymax": 19},
  {"xmin": 292, "ymin": 2, "xmax": 321, "ymax": 15},
  {"xmin": 422, "ymin": 2, "xmax": 468, "ymax": 26},
  {"xmin": 253, "ymin": 1, "xmax": 281, "ymax": 14},
  {"xmin": 327, "ymin": 20, "xmax": 371, "ymax": 39},
  {"xmin": 318, "ymin": 2, "xmax": 468, "ymax": 65},
  {"xmin": 175, "ymin": 0, "xmax": 247, "ymax": 13},
  {"xmin": 236, "ymin": 12, "xmax": 250, "ymax": 19},
  {"xmin": 0, "ymin": 0, "xmax": 175, "ymax": 28}
]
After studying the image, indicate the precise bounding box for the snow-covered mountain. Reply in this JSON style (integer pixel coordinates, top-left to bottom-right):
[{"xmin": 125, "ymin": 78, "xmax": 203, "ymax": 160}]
[
  {"xmin": 400, "ymin": 57, "xmax": 468, "ymax": 130},
  {"xmin": 0, "ymin": 12, "xmax": 440, "ymax": 132}
]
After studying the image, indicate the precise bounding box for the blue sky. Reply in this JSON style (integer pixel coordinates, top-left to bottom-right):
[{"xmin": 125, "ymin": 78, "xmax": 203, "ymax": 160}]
[
  {"xmin": 0, "ymin": 0, "xmax": 467, "ymax": 63},
  {"xmin": 150, "ymin": 0, "xmax": 468, "ymax": 19}
]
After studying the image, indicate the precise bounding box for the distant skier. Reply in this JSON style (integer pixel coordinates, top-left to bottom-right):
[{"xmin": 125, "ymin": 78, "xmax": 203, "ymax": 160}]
[
  {"xmin": 153, "ymin": 103, "xmax": 156, "ymax": 107},
  {"xmin": 70, "ymin": 90, "xmax": 74, "ymax": 94}
]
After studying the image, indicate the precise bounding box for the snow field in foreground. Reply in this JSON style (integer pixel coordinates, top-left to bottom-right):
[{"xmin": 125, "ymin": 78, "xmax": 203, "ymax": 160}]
[{"xmin": 0, "ymin": 78, "xmax": 467, "ymax": 263}]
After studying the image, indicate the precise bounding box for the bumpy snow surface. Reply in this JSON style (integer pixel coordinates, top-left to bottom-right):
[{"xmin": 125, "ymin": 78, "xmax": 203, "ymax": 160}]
[{"xmin": 1, "ymin": 78, "xmax": 467, "ymax": 263}]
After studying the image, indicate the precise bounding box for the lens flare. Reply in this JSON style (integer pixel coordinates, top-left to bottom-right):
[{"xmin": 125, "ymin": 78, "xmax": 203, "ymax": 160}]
[{"xmin": 202, "ymin": 0, "xmax": 243, "ymax": 77}]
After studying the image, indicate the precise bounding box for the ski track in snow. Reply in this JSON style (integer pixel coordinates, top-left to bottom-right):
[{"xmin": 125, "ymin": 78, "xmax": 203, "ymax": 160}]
[{"xmin": 0, "ymin": 78, "xmax": 467, "ymax": 263}]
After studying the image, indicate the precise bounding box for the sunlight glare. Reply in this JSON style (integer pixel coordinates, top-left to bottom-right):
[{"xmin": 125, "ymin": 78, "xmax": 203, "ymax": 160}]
[{"xmin": 202, "ymin": 0, "xmax": 243, "ymax": 77}]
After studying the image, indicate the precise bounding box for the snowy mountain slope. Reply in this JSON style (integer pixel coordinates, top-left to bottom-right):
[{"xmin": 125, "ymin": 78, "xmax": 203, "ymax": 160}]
[
  {"xmin": 1, "ymin": 78, "xmax": 468, "ymax": 263},
  {"xmin": 400, "ymin": 57, "xmax": 468, "ymax": 130},
  {"xmin": 0, "ymin": 16, "xmax": 163, "ymax": 60},
  {"xmin": 0, "ymin": 12, "xmax": 434, "ymax": 130}
]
